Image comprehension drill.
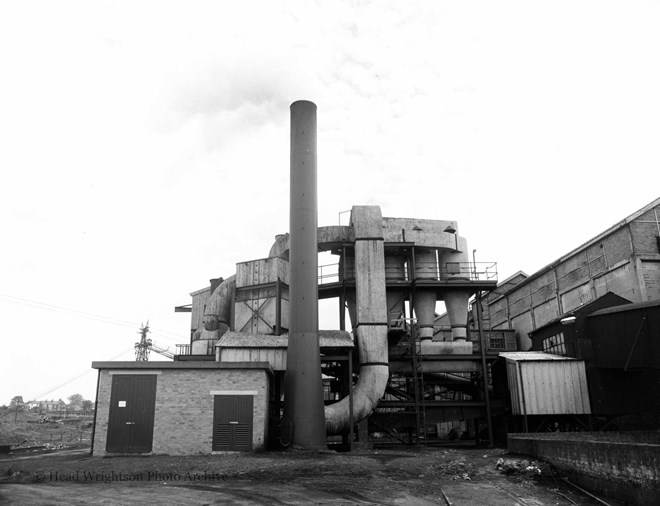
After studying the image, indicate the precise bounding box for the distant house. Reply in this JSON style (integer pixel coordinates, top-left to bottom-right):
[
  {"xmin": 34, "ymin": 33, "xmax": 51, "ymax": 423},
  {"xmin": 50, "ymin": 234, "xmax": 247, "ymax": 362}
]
[{"xmin": 28, "ymin": 399, "xmax": 67, "ymax": 412}]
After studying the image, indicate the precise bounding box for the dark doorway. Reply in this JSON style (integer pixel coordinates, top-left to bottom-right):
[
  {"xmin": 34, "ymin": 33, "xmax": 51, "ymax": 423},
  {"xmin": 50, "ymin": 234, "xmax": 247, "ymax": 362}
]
[
  {"xmin": 212, "ymin": 395, "xmax": 253, "ymax": 451},
  {"xmin": 106, "ymin": 375, "xmax": 157, "ymax": 453}
]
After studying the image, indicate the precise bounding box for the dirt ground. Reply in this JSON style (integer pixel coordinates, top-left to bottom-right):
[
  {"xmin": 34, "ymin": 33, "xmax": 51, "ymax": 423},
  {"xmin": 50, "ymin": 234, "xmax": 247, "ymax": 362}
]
[
  {"xmin": 0, "ymin": 445, "xmax": 626, "ymax": 505},
  {"xmin": 0, "ymin": 414, "xmax": 93, "ymax": 449}
]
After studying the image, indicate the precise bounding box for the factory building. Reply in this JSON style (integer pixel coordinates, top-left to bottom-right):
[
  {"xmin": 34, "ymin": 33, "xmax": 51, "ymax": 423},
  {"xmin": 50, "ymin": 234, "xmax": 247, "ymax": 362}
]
[
  {"xmin": 90, "ymin": 99, "xmax": 659, "ymax": 457},
  {"xmin": 91, "ymin": 101, "xmax": 510, "ymax": 455},
  {"xmin": 481, "ymin": 197, "xmax": 660, "ymax": 350}
]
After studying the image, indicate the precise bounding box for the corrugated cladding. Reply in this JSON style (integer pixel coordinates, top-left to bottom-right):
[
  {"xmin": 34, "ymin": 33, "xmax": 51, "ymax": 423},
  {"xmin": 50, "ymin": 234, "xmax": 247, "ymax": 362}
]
[
  {"xmin": 191, "ymin": 287, "xmax": 212, "ymax": 332},
  {"xmin": 502, "ymin": 353, "xmax": 591, "ymax": 415},
  {"xmin": 236, "ymin": 257, "xmax": 288, "ymax": 288},
  {"xmin": 220, "ymin": 348, "xmax": 287, "ymax": 371}
]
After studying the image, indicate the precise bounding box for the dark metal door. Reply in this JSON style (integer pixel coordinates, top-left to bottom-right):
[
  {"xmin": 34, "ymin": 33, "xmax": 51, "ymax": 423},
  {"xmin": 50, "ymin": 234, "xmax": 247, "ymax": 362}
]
[
  {"xmin": 212, "ymin": 395, "xmax": 253, "ymax": 451},
  {"xmin": 106, "ymin": 375, "xmax": 157, "ymax": 453}
]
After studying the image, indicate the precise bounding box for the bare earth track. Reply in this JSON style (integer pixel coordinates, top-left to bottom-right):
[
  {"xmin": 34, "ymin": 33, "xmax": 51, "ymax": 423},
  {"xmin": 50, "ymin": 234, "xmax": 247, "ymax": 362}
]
[{"xmin": 0, "ymin": 446, "xmax": 624, "ymax": 505}]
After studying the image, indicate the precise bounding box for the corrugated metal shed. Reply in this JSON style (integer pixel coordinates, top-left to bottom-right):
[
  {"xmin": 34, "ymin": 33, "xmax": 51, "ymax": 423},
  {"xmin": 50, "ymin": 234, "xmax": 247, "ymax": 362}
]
[{"xmin": 500, "ymin": 352, "xmax": 591, "ymax": 415}]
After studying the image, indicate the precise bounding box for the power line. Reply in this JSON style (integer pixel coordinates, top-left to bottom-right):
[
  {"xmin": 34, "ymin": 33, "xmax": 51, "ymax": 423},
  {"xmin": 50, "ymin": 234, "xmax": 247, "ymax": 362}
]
[
  {"xmin": 0, "ymin": 293, "xmax": 139, "ymax": 328},
  {"xmin": 0, "ymin": 293, "xmax": 184, "ymax": 343},
  {"xmin": 28, "ymin": 347, "xmax": 135, "ymax": 401}
]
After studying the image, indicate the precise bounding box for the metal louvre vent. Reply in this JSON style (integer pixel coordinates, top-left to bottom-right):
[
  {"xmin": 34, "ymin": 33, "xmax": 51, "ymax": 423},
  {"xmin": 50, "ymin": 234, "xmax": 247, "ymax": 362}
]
[
  {"xmin": 213, "ymin": 424, "xmax": 250, "ymax": 451},
  {"xmin": 234, "ymin": 425, "xmax": 250, "ymax": 446},
  {"xmin": 212, "ymin": 395, "xmax": 253, "ymax": 451},
  {"xmin": 215, "ymin": 425, "xmax": 231, "ymax": 440}
]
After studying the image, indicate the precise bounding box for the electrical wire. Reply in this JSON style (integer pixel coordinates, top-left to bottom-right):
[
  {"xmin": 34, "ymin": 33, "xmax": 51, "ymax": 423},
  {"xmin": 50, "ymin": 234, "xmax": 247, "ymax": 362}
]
[
  {"xmin": 28, "ymin": 347, "xmax": 136, "ymax": 401},
  {"xmin": 0, "ymin": 293, "xmax": 184, "ymax": 343},
  {"xmin": 1, "ymin": 293, "xmax": 188, "ymax": 403},
  {"xmin": 1, "ymin": 346, "xmax": 136, "ymax": 413}
]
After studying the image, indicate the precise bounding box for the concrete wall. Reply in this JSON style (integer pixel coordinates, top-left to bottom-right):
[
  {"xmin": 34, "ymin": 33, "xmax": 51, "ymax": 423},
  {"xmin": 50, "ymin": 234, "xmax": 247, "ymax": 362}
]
[
  {"xmin": 93, "ymin": 365, "xmax": 270, "ymax": 456},
  {"xmin": 508, "ymin": 431, "xmax": 660, "ymax": 505}
]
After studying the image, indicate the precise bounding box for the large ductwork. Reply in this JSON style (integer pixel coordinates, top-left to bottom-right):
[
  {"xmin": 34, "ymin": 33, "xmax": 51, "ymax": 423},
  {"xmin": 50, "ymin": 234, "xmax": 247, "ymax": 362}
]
[
  {"xmin": 282, "ymin": 100, "xmax": 326, "ymax": 448},
  {"xmin": 325, "ymin": 205, "xmax": 389, "ymax": 434},
  {"xmin": 203, "ymin": 275, "xmax": 236, "ymax": 335},
  {"xmin": 191, "ymin": 275, "xmax": 236, "ymax": 354}
]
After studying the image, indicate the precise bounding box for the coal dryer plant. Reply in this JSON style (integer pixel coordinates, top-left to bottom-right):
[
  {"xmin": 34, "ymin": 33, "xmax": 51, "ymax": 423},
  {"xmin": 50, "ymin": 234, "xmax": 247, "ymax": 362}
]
[{"xmin": 91, "ymin": 101, "xmax": 506, "ymax": 456}]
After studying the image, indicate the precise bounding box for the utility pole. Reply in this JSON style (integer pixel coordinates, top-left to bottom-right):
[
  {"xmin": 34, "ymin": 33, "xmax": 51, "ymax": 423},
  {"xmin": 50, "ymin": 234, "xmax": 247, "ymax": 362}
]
[
  {"xmin": 134, "ymin": 322, "xmax": 152, "ymax": 361},
  {"xmin": 11, "ymin": 396, "xmax": 23, "ymax": 422}
]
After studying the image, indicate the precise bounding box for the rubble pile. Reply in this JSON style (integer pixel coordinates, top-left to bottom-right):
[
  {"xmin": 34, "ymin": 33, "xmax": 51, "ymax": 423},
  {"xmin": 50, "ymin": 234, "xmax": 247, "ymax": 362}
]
[{"xmin": 495, "ymin": 457, "xmax": 543, "ymax": 477}]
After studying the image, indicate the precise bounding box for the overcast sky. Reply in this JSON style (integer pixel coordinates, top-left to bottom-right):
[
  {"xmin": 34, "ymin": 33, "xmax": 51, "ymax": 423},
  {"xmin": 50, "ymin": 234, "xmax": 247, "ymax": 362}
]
[{"xmin": 1, "ymin": 0, "xmax": 659, "ymax": 406}]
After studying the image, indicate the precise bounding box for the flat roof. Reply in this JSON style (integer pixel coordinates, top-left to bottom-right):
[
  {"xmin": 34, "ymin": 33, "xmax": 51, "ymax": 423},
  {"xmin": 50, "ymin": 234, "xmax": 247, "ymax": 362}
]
[
  {"xmin": 499, "ymin": 352, "xmax": 581, "ymax": 362},
  {"xmin": 92, "ymin": 361, "xmax": 273, "ymax": 374}
]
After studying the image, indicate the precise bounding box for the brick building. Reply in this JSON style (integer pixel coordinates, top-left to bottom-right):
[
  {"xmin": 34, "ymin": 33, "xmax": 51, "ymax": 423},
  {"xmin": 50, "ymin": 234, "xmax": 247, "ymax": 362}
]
[{"xmin": 91, "ymin": 361, "xmax": 272, "ymax": 456}]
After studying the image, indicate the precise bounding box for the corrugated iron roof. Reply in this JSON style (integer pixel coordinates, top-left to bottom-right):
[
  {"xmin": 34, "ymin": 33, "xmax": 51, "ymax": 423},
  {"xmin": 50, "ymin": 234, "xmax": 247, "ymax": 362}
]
[{"xmin": 499, "ymin": 351, "xmax": 580, "ymax": 362}]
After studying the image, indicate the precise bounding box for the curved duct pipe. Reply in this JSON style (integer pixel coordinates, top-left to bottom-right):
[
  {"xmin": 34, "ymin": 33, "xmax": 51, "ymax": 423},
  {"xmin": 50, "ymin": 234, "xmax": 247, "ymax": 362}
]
[
  {"xmin": 325, "ymin": 206, "xmax": 389, "ymax": 435},
  {"xmin": 202, "ymin": 275, "xmax": 236, "ymax": 335},
  {"xmin": 325, "ymin": 330, "xmax": 388, "ymax": 434},
  {"xmin": 192, "ymin": 275, "xmax": 236, "ymax": 355},
  {"xmin": 268, "ymin": 233, "xmax": 290, "ymax": 260}
]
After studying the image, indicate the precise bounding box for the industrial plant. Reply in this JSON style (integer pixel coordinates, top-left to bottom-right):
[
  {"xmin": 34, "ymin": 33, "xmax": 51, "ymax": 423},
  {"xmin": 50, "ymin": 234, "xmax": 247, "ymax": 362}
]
[{"xmin": 90, "ymin": 101, "xmax": 660, "ymax": 504}]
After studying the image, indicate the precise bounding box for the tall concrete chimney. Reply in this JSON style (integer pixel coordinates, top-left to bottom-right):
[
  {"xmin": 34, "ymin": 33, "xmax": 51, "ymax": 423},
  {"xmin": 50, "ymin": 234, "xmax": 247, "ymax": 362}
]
[{"xmin": 282, "ymin": 100, "xmax": 326, "ymax": 448}]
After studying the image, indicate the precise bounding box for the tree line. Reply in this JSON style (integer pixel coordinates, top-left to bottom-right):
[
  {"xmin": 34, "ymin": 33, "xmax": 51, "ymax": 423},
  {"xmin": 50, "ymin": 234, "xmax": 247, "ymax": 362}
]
[{"xmin": 2, "ymin": 394, "xmax": 95, "ymax": 413}]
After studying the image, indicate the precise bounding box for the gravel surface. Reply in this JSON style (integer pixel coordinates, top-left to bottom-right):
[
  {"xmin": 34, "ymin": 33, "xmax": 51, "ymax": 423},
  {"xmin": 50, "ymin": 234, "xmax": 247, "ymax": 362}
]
[{"xmin": 0, "ymin": 446, "xmax": 623, "ymax": 505}]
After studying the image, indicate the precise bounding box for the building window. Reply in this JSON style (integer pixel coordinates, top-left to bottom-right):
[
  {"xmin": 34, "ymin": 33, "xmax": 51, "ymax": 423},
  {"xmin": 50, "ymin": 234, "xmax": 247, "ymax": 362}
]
[
  {"xmin": 489, "ymin": 337, "xmax": 505, "ymax": 350},
  {"xmin": 542, "ymin": 332, "xmax": 566, "ymax": 355}
]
